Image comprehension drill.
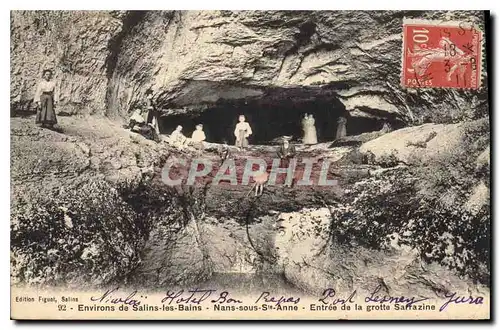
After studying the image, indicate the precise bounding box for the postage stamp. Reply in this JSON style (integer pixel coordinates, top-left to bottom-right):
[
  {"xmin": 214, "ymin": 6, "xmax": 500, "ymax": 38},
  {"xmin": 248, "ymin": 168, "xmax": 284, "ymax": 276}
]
[{"xmin": 402, "ymin": 18, "xmax": 483, "ymax": 89}]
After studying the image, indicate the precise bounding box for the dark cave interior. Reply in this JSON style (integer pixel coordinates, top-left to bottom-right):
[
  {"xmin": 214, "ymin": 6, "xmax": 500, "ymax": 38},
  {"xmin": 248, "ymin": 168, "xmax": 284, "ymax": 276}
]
[{"xmin": 159, "ymin": 97, "xmax": 394, "ymax": 145}]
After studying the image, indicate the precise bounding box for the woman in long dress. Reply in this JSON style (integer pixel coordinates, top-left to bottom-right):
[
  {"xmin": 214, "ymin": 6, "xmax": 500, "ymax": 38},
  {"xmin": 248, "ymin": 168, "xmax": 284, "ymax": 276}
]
[
  {"xmin": 303, "ymin": 114, "xmax": 318, "ymax": 145},
  {"xmin": 336, "ymin": 116, "xmax": 347, "ymax": 140},
  {"xmin": 144, "ymin": 89, "xmax": 160, "ymax": 135},
  {"xmin": 234, "ymin": 115, "xmax": 252, "ymax": 150},
  {"xmin": 34, "ymin": 69, "xmax": 58, "ymax": 129},
  {"xmin": 301, "ymin": 113, "xmax": 309, "ymax": 137}
]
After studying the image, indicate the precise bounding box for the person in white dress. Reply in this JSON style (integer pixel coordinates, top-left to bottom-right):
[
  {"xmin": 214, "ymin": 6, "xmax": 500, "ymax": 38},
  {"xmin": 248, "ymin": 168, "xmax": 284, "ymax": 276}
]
[
  {"xmin": 234, "ymin": 115, "xmax": 252, "ymax": 150},
  {"xmin": 191, "ymin": 124, "xmax": 206, "ymax": 154},
  {"xmin": 303, "ymin": 114, "xmax": 318, "ymax": 145}
]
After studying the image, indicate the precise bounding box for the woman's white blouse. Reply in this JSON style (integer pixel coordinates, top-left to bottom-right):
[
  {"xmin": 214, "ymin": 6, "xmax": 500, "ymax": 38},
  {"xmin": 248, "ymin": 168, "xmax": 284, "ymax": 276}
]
[{"xmin": 34, "ymin": 80, "xmax": 58, "ymax": 103}]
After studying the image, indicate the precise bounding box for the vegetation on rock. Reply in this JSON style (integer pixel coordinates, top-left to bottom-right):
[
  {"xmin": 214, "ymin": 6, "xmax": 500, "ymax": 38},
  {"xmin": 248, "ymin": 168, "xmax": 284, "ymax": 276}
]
[
  {"xmin": 11, "ymin": 179, "xmax": 146, "ymax": 287},
  {"xmin": 330, "ymin": 119, "xmax": 490, "ymax": 285}
]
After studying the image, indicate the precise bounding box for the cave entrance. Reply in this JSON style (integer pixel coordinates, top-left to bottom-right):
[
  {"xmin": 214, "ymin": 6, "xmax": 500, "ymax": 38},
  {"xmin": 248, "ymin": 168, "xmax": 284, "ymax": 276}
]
[{"xmin": 159, "ymin": 97, "xmax": 383, "ymax": 145}]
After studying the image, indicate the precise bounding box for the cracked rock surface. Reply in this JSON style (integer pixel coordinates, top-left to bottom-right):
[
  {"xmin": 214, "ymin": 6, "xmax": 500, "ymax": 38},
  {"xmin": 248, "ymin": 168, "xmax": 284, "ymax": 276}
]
[
  {"xmin": 10, "ymin": 10, "xmax": 489, "ymax": 297},
  {"xmin": 10, "ymin": 116, "xmax": 488, "ymax": 298},
  {"xmin": 11, "ymin": 10, "xmax": 488, "ymax": 123}
]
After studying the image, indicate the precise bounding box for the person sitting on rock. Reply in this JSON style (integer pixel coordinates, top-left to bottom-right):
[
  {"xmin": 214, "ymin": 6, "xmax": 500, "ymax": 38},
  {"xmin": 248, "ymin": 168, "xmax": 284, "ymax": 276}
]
[
  {"xmin": 128, "ymin": 107, "xmax": 146, "ymax": 128},
  {"xmin": 277, "ymin": 136, "xmax": 296, "ymax": 159},
  {"xmin": 141, "ymin": 124, "xmax": 161, "ymax": 142},
  {"xmin": 169, "ymin": 125, "xmax": 188, "ymax": 150},
  {"xmin": 191, "ymin": 124, "xmax": 206, "ymax": 143},
  {"xmin": 127, "ymin": 108, "xmax": 160, "ymax": 142}
]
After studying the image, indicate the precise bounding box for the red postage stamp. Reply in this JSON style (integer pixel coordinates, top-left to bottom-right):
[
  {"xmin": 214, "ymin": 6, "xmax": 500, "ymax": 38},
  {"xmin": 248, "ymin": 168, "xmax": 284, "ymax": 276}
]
[{"xmin": 402, "ymin": 19, "xmax": 483, "ymax": 89}]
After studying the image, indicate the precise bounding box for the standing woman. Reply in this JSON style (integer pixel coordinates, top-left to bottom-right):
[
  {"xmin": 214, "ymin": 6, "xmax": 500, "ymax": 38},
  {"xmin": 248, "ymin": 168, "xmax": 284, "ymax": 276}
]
[
  {"xmin": 145, "ymin": 89, "xmax": 160, "ymax": 136},
  {"xmin": 34, "ymin": 69, "xmax": 58, "ymax": 129},
  {"xmin": 301, "ymin": 113, "xmax": 309, "ymax": 142},
  {"xmin": 336, "ymin": 116, "xmax": 348, "ymax": 140},
  {"xmin": 304, "ymin": 114, "xmax": 318, "ymax": 145},
  {"xmin": 234, "ymin": 115, "xmax": 252, "ymax": 150}
]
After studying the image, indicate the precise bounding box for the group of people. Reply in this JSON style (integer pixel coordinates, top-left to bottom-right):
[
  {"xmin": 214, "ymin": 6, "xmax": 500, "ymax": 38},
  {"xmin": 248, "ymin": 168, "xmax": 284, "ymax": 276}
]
[
  {"xmin": 301, "ymin": 113, "xmax": 349, "ymax": 144},
  {"xmin": 167, "ymin": 124, "xmax": 206, "ymax": 152},
  {"xmin": 161, "ymin": 114, "xmax": 253, "ymax": 152},
  {"xmin": 31, "ymin": 69, "xmax": 350, "ymax": 149},
  {"xmin": 302, "ymin": 113, "xmax": 317, "ymax": 145},
  {"xmin": 126, "ymin": 107, "xmax": 351, "ymax": 152}
]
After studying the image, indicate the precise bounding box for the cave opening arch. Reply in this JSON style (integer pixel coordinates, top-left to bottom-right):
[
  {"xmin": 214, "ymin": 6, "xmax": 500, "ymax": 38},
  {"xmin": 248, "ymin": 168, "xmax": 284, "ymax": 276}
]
[{"xmin": 158, "ymin": 92, "xmax": 396, "ymax": 145}]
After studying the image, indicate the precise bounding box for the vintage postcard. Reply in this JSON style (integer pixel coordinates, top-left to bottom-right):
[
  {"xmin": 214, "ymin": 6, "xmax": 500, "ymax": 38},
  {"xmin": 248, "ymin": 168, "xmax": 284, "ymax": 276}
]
[{"xmin": 10, "ymin": 10, "xmax": 490, "ymax": 320}]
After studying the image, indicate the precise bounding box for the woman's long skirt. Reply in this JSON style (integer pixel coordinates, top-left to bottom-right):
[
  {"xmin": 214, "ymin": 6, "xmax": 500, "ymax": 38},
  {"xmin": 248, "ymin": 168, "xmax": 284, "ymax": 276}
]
[
  {"xmin": 336, "ymin": 123, "xmax": 347, "ymax": 140},
  {"xmin": 36, "ymin": 92, "xmax": 57, "ymax": 126},
  {"xmin": 304, "ymin": 125, "xmax": 318, "ymax": 145},
  {"xmin": 146, "ymin": 109, "xmax": 160, "ymax": 135}
]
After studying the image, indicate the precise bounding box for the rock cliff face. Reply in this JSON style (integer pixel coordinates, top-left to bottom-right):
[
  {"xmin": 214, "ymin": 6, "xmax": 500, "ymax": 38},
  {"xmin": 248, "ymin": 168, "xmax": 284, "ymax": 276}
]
[
  {"xmin": 10, "ymin": 11, "xmax": 124, "ymax": 115},
  {"xmin": 10, "ymin": 115, "xmax": 489, "ymax": 293},
  {"xmin": 10, "ymin": 10, "xmax": 490, "ymax": 297},
  {"xmin": 11, "ymin": 10, "xmax": 488, "ymax": 124}
]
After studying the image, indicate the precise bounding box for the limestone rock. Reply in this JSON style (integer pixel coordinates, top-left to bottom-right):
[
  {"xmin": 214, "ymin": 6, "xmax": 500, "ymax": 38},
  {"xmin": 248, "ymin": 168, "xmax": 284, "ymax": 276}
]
[
  {"xmin": 465, "ymin": 182, "xmax": 490, "ymax": 214},
  {"xmin": 359, "ymin": 122, "xmax": 464, "ymax": 165},
  {"xmin": 11, "ymin": 10, "xmax": 488, "ymax": 124},
  {"xmin": 273, "ymin": 206, "xmax": 487, "ymax": 298},
  {"xmin": 10, "ymin": 11, "xmax": 124, "ymax": 115},
  {"xmin": 476, "ymin": 145, "xmax": 490, "ymax": 169}
]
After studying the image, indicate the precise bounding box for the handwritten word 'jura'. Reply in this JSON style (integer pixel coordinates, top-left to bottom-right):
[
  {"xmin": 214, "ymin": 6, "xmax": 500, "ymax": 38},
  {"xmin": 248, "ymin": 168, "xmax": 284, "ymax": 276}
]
[{"xmin": 439, "ymin": 292, "xmax": 484, "ymax": 312}]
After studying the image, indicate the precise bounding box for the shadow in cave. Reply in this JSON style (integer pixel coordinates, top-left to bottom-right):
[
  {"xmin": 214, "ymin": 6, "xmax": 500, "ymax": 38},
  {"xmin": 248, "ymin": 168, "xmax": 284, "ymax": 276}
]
[{"xmin": 159, "ymin": 97, "xmax": 395, "ymax": 145}]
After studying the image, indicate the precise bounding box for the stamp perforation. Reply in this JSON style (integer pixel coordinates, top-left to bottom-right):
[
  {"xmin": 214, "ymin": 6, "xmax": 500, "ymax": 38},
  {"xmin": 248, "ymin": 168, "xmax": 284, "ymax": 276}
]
[{"xmin": 401, "ymin": 17, "xmax": 484, "ymax": 90}]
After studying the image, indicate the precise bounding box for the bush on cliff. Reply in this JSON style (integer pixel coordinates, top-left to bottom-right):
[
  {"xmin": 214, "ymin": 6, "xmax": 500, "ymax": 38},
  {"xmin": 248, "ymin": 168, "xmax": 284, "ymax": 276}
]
[
  {"xmin": 330, "ymin": 119, "xmax": 490, "ymax": 285},
  {"xmin": 11, "ymin": 180, "xmax": 146, "ymax": 287}
]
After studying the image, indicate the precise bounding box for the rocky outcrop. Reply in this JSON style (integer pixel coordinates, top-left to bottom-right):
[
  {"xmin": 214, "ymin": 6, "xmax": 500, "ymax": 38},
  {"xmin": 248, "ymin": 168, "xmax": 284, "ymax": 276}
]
[
  {"xmin": 10, "ymin": 116, "xmax": 489, "ymax": 294},
  {"xmin": 358, "ymin": 122, "xmax": 464, "ymax": 165},
  {"xmin": 9, "ymin": 10, "xmax": 490, "ymax": 296},
  {"xmin": 10, "ymin": 116, "xmax": 170, "ymax": 288},
  {"xmin": 274, "ymin": 207, "xmax": 488, "ymax": 297},
  {"xmin": 10, "ymin": 11, "xmax": 124, "ymax": 115},
  {"xmin": 358, "ymin": 118, "xmax": 490, "ymax": 168},
  {"xmin": 108, "ymin": 10, "xmax": 488, "ymax": 123},
  {"xmin": 10, "ymin": 115, "xmax": 163, "ymax": 203},
  {"xmin": 11, "ymin": 10, "xmax": 488, "ymax": 124}
]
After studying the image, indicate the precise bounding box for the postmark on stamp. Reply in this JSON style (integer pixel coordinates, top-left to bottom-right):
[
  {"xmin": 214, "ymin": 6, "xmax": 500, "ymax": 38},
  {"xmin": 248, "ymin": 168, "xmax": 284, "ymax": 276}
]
[{"xmin": 402, "ymin": 18, "xmax": 483, "ymax": 89}]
